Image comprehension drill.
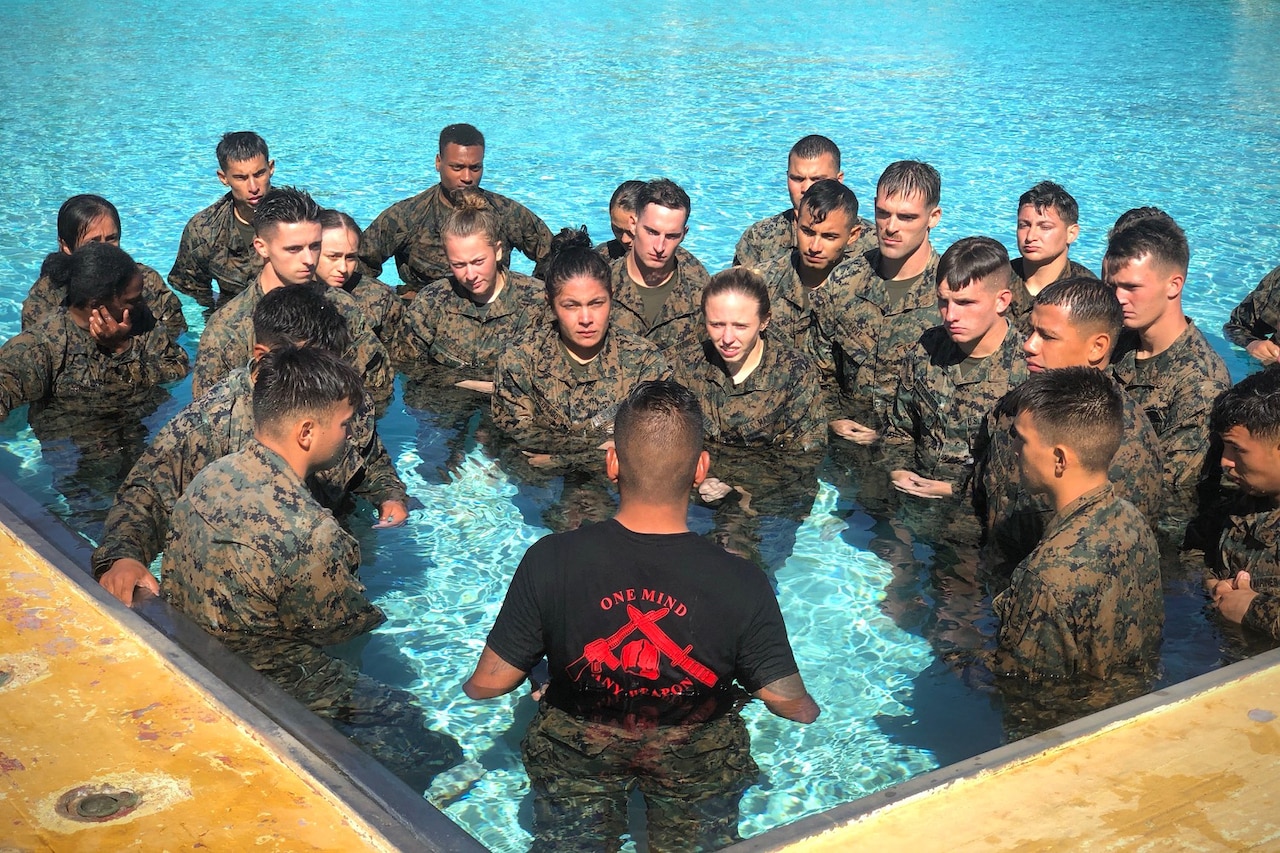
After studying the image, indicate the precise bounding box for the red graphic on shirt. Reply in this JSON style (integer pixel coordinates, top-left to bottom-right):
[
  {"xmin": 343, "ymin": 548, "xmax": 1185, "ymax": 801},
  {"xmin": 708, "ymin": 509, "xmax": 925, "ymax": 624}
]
[{"xmin": 567, "ymin": 603, "xmax": 718, "ymax": 688}]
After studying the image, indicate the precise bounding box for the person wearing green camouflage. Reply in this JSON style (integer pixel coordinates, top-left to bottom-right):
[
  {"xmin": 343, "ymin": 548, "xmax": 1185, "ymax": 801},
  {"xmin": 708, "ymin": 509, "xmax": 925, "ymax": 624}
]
[
  {"xmin": 168, "ymin": 132, "xmax": 273, "ymax": 307},
  {"xmin": 733, "ymin": 134, "xmax": 875, "ymax": 271},
  {"xmin": 359, "ymin": 123, "xmax": 552, "ymax": 297},
  {"xmin": 316, "ymin": 209, "xmax": 402, "ymax": 352},
  {"xmin": 978, "ymin": 278, "xmax": 1164, "ymax": 577},
  {"xmin": 23, "ymin": 194, "xmax": 187, "ymax": 341},
  {"xmin": 94, "ymin": 285, "xmax": 407, "ymax": 607},
  {"xmin": 1005, "ymin": 181, "xmax": 1096, "ymax": 331},
  {"xmin": 0, "ymin": 242, "xmax": 189, "ymax": 423},
  {"xmin": 1223, "ymin": 261, "xmax": 1280, "ymax": 366},
  {"xmin": 162, "ymin": 346, "xmax": 458, "ymax": 791},
  {"xmin": 1105, "ymin": 209, "xmax": 1231, "ymax": 490},
  {"xmin": 191, "ymin": 188, "xmax": 393, "ymax": 404},
  {"xmin": 606, "ymin": 178, "xmax": 711, "ymax": 354},
  {"xmin": 991, "ymin": 368, "xmax": 1163, "ymax": 680},
  {"xmin": 395, "ymin": 189, "xmax": 549, "ymax": 389}
]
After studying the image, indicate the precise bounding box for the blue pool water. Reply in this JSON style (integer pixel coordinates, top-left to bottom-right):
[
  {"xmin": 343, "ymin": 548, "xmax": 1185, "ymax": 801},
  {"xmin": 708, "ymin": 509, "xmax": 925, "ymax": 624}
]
[{"xmin": 2, "ymin": 0, "xmax": 1280, "ymax": 848}]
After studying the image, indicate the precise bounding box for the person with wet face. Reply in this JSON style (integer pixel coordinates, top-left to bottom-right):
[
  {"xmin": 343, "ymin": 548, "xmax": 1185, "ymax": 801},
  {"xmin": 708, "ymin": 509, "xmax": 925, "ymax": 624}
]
[
  {"xmin": 1005, "ymin": 181, "xmax": 1097, "ymax": 331},
  {"xmin": 465, "ymin": 379, "xmax": 818, "ymax": 852},
  {"xmin": 315, "ymin": 209, "xmax": 402, "ymax": 350},
  {"xmin": 882, "ymin": 236, "xmax": 1026, "ymax": 500},
  {"xmin": 394, "ymin": 189, "xmax": 549, "ymax": 393},
  {"xmin": 493, "ymin": 227, "xmax": 669, "ymax": 467},
  {"xmin": 359, "ymin": 123, "xmax": 553, "ymax": 298},
  {"xmin": 24, "ymin": 194, "xmax": 187, "ymax": 340},
  {"xmin": 606, "ymin": 178, "xmax": 712, "ymax": 353},
  {"xmin": 169, "ymin": 131, "xmax": 274, "ymax": 307},
  {"xmin": 193, "ymin": 188, "xmax": 394, "ymax": 404},
  {"xmin": 0, "ymin": 241, "xmax": 189, "ymax": 423},
  {"xmin": 1105, "ymin": 210, "xmax": 1230, "ymax": 491},
  {"xmin": 992, "ymin": 367, "xmax": 1163, "ymax": 681},
  {"xmin": 732, "ymin": 134, "xmax": 876, "ymax": 271}
]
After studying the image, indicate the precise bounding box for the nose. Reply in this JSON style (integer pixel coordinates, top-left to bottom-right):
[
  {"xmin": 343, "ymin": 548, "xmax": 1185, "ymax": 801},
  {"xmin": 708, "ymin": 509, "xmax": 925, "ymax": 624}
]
[
  {"xmin": 302, "ymin": 248, "xmax": 319, "ymax": 268},
  {"xmin": 1023, "ymin": 334, "xmax": 1041, "ymax": 355},
  {"xmin": 247, "ymin": 176, "xmax": 261, "ymax": 194}
]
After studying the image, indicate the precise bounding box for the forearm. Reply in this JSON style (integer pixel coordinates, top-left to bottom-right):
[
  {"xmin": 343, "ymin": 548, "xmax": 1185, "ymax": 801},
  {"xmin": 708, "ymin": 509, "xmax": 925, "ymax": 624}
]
[{"xmin": 754, "ymin": 673, "xmax": 820, "ymax": 723}]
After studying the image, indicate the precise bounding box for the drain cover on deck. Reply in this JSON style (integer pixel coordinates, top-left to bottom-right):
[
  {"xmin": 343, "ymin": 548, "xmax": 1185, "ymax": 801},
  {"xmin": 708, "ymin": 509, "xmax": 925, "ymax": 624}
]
[{"xmin": 55, "ymin": 785, "xmax": 142, "ymax": 822}]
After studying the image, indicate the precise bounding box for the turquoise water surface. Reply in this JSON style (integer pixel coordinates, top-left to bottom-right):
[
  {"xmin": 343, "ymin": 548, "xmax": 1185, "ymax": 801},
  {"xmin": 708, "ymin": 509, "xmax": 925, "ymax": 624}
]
[{"xmin": 2, "ymin": 0, "xmax": 1280, "ymax": 848}]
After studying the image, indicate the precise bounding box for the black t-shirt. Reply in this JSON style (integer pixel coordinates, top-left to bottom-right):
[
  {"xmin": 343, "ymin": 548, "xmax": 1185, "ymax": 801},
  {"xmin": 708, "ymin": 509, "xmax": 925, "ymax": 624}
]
[{"xmin": 486, "ymin": 519, "xmax": 800, "ymax": 726}]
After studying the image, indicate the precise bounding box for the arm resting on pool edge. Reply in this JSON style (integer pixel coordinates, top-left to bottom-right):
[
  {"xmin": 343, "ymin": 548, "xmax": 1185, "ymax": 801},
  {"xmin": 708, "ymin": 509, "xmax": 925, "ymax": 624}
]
[
  {"xmin": 463, "ymin": 644, "xmax": 528, "ymax": 699},
  {"xmin": 754, "ymin": 673, "xmax": 821, "ymax": 723}
]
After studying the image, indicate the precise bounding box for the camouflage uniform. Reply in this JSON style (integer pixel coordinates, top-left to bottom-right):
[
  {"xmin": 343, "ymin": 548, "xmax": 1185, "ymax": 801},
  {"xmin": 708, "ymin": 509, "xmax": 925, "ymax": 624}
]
[
  {"xmin": 607, "ymin": 250, "xmax": 711, "ymax": 353},
  {"xmin": 884, "ymin": 322, "xmax": 1029, "ymax": 490},
  {"xmin": 168, "ymin": 192, "xmax": 265, "ymax": 306},
  {"xmin": 160, "ymin": 440, "xmax": 458, "ymax": 790},
  {"xmin": 732, "ymin": 209, "xmax": 877, "ymax": 271},
  {"xmin": 1207, "ymin": 499, "xmax": 1280, "ymax": 639},
  {"xmin": 492, "ymin": 324, "xmax": 670, "ymax": 455},
  {"xmin": 338, "ymin": 271, "xmax": 402, "ymax": 352},
  {"xmin": 192, "ymin": 279, "xmax": 393, "ymax": 403},
  {"xmin": 669, "ymin": 338, "xmax": 827, "ymax": 451},
  {"xmin": 23, "ymin": 262, "xmax": 188, "ymax": 341},
  {"xmin": 595, "ymin": 239, "xmax": 627, "ymax": 262},
  {"xmin": 1110, "ymin": 320, "xmax": 1231, "ymax": 489},
  {"xmin": 978, "ymin": 378, "xmax": 1165, "ymax": 575},
  {"xmin": 1223, "ymin": 262, "xmax": 1280, "ymax": 350},
  {"xmin": 991, "ymin": 483, "xmax": 1164, "ymax": 680},
  {"xmin": 0, "ymin": 311, "xmax": 189, "ymax": 421},
  {"xmin": 359, "ymin": 184, "xmax": 552, "ymax": 294},
  {"xmin": 90, "ymin": 365, "xmax": 405, "ymax": 579},
  {"xmin": 1006, "ymin": 258, "xmax": 1097, "ymax": 334},
  {"xmin": 395, "ymin": 270, "xmax": 548, "ymax": 381}
]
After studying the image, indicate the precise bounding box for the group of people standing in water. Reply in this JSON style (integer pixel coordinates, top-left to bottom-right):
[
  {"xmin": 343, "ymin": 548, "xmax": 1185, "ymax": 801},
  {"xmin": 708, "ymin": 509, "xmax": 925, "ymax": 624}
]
[{"xmin": 6, "ymin": 121, "xmax": 1280, "ymax": 849}]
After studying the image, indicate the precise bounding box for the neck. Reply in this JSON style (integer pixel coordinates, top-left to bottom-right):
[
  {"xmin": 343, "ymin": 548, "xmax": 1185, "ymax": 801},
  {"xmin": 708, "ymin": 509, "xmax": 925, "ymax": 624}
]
[
  {"xmin": 627, "ymin": 252, "xmax": 675, "ymax": 288},
  {"xmin": 795, "ymin": 254, "xmax": 836, "ymax": 290},
  {"xmin": 233, "ymin": 200, "xmax": 255, "ymax": 226},
  {"xmin": 876, "ymin": 239, "xmax": 932, "ymax": 281},
  {"xmin": 473, "ymin": 270, "xmax": 506, "ymax": 306},
  {"xmin": 1137, "ymin": 307, "xmax": 1188, "ymax": 358},
  {"xmin": 614, "ymin": 499, "xmax": 691, "ymax": 535},
  {"xmin": 1049, "ymin": 472, "xmax": 1107, "ymax": 513},
  {"xmin": 960, "ymin": 316, "xmax": 1009, "ymax": 359},
  {"xmin": 562, "ymin": 331, "xmax": 606, "ymax": 363},
  {"xmin": 728, "ymin": 337, "xmax": 766, "ymax": 384},
  {"xmin": 259, "ymin": 266, "xmax": 288, "ymax": 293},
  {"xmin": 255, "ymin": 432, "xmax": 311, "ymax": 480},
  {"xmin": 1022, "ymin": 253, "xmax": 1070, "ymax": 293}
]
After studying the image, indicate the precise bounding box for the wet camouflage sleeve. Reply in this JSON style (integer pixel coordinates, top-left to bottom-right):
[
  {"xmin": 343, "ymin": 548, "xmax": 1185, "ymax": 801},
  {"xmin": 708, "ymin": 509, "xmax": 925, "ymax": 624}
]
[
  {"xmin": 1207, "ymin": 500, "xmax": 1280, "ymax": 594},
  {"xmin": 1224, "ymin": 263, "xmax": 1280, "ymax": 350},
  {"xmin": 168, "ymin": 195, "xmax": 262, "ymax": 307},
  {"xmin": 346, "ymin": 275, "xmax": 403, "ymax": 351},
  {"xmin": 358, "ymin": 194, "xmax": 416, "ymax": 283},
  {"xmin": 0, "ymin": 330, "xmax": 56, "ymax": 420},
  {"xmin": 1244, "ymin": 593, "xmax": 1280, "ymax": 639}
]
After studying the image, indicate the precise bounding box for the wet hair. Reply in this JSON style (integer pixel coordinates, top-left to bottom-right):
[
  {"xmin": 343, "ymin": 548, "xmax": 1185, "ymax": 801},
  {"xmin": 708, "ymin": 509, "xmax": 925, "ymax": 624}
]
[
  {"xmin": 790, "ymin": 135, "xmax": 841, "ymax": 169},
  {"xmin": 252, "ymin": 346, "xmax": 363, "ymax": 437},
  {"xmin": 55, "ymin": 194, "xmax": 120, "ymax": 251},
  {"xmin": 1008, "ymin": 367, "xmax": 1123, "ymax": 473},
  {"xmin": 319, "ymin": 209, "xmax": 362, "ymax": 242},
  {"xmin": 1018, "ymin": 181, "xmax": 1079, "ymax": 226},
  {"xmin": 440, "ymin": 188, "xmax": 503, "ymax": 249},
  {"xmin": 44, "ymin": 242, "xmax": 138, "ymax": 309},
  {"xmin": 1108, "ymin": 206, "xmax": 1176, "ymax": 239},
  {"xmin": 216, "ymin": 131, "xmax": 270, "ymax": 170},
  {"xmin": 1210, "ymin": 367, "xmax": 1280, "ymax": 442},
  {"xmin": 1033, "ymin": 277, "xmax": 1123, "ymax": 346},
  {"xmin": 635, "ymin": 178, "xmax": 691, "ymax": 221},
  {"xmin": 253, "ymin": 187, "xmax": 322, "ymax": 238},
  {"xmin": 439, "ymin": 123, "xmax": 485, "ymax": 152},
  {"xmin": 613, "ymin": 380, "xmax": 705, "ymax": 502},
  {"xmin": 1104, "ymin": 214, "xmax": 1189, "ymax": 275},
  {"xmin": 798, "ymin": 179, "xmax": 859, "ymax": 226},
  {"xmin": 937, "ymin": 236, "xmax": 1011, "ymax": 291},
  {"xmin": 701, "ymin": 267, "xmax": 770, "ymax": 320},
  {"xmin": 608, "ymin": 180, "xmax": 646, "ymax": 214},
  {"xmin": 877, "ymin": 160, "xmax": 941, "ymax": 209},
  {"xmin": 544, "ymin": 227, "xmax": 611, "ymax": 301},
  {"xmin": 252, "ymin": 283, "xmax": 352, "ymax": 356}
]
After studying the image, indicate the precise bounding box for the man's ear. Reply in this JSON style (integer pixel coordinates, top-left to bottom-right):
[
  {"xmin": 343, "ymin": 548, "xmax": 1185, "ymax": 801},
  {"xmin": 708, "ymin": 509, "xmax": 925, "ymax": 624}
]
[
  {"xmin": 693, "ymin": 450, "xmax": 711, "ymax": 486},
  {"xmin": 606, "ymin": 446, "xmax": 620, "ymax": 483},
  {"xmin": 253, "ymin": 235, "xmax": 270, "ymax": 261},
  {"xmin": 296, "ymin": 417, "xmax": 317, "ymax": 453},
  {"xmin": 1053, "ymin": 444, "xmax": 1068, "ymax": 476}
]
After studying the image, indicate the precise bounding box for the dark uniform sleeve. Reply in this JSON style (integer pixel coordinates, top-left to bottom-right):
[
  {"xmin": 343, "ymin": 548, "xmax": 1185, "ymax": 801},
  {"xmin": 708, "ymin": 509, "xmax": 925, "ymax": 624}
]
[
  {"xmin": 1224, "ymin": 263, "xmax": 1280, "ymax": 350},
  {"xmin": 881, "ymin": 358, "xmax": 920, "ymax": 471},
  {"xmin": 991, "ymin": 577, "xmax": 1075, "ymax": 679},
  {"xmin": 505, "ymin": 200, "xmax": 553, "ymax": 272},
  {"xmin": 1244, "ymin": 592, "xmax": 1280, "ymax": 640},
  {"xmin": 358, "ymin": 199, "xmax": 413, "ymax": 280},
  {"xmin": 780, "ymin": 357, "xmax": 829, "ymax": 452},
  {"xmin": 168, "ymin": 218, "xmax": 217, "ymax": 307},
  {"xmin": 276, "ymin": 521, "xmax": 387, "ymax": 647},
  {"xmin": 734, "ymin": 572, "xmax": 802, "ymax": 693},
  {"xmin": 334, "ymin": 391, "xmax": 408, "ymax": 507},
  {"xmin": 485, "ymin": 542, "xmax": 549, "ymax": 673},
  {"xmin": 0, "ymin": 331, "xmax": 55, "ymax": 421},
  {"xmin": 141, "ymin": 264, "xmax": 189, "ymax": 340},
  {"xmin": 132, "ymin": 325, "xmax": 192, "ymax": 385}
]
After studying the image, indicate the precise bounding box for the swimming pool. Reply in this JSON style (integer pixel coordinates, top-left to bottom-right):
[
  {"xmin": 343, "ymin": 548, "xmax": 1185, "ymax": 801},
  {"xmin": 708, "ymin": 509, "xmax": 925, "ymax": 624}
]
[{"xmin": 2, "ymin": 0, "xmax": 1280, "ymax": 848}]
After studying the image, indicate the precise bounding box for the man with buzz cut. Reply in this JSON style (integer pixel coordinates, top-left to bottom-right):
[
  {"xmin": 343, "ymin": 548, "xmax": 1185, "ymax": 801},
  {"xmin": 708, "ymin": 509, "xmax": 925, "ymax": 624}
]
[
  {"xmin": 733, "ymin": 134, "xmax": 875, "ymax": 271},
  {"xmin": 169, "ymin": 131, "xmax": 274, "ymax": 307},
  {"xmin": 1105, "ymin": 210, "xmax": 1231, "ymax": 491},
  {"xmin": 1006, "ymin": 181, "xmax": 1097, "ymax": 329},
  {"xmin": 606, "ymin": 178, "xmax": 712, "ymax": 353},
  {"xmin": 359, "ymin": 122, "xmax": 553, "ymax": 298}
]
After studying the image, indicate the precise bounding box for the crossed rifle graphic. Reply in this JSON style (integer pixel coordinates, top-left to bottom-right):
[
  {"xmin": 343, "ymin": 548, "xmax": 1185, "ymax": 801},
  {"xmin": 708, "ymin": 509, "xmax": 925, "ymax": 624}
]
[{"xmin": 568, "ymin": 604, "xmax": 718, "ymax": 687}]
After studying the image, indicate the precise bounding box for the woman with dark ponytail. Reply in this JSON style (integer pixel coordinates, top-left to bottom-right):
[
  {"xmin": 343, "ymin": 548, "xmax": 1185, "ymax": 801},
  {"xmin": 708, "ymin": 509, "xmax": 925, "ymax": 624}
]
[{"xmin": 23, "ymin": 194, "xmax": 187, "ymax": 340}]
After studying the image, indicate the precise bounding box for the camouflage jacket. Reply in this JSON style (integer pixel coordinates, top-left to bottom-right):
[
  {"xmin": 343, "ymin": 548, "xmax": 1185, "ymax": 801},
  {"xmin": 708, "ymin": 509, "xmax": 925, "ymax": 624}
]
[
  {"xmin": 159, "ymin": 440, "xmax": 386, "ymax": 696},
  {"xmin": 1204, "ymin": 496, "xmax": 1280, "ymax": 638},
  {"xmin": 192, "ymin": 278, "xmax": 393, "ymax": 403},
  {"xmin": 0, "ymin": 311, "xmax": 189, "ymax": 422},
  {"xmin": 607, "ymin": 250, "xmax": 711, "ymax": 353},
  {"xmin": 1006, "ymin": 258, "xmax": 1097, "ymax": 335},
  {"xmin": 978, "ymin": 377, "xmax": 1164, "ymax": 573},
  {"xmin": 339, "ymin": 271, "xmax": 403, "ymax": 352},
  {"xmin": 732, "ymin": 208, "xmax": 877, "ymax": 271},
  {"xmin": 1223, "ymin": 262, "xmax": 1280, "ymax": 350},
  {"xmin": 884, "ymin": 322, "xmax": 1029, "ymax": 487},
  {"xmin": 359, "ymin": 184, "xmax": 552, "ymax": 292},
  {"xmin": 168, "ymin": 192, "xmax": 265, "ymax": 306},
  {"xmin": 90, "ymin": 365, "xmax": 406, "ymax": 578},
  {"xmin": 24, "ymin": 262, "xmax": 188, "ymax": 341},
  {"xmin": 595, "ymin": 238, "xmax": 628, "ymax": 262},
  {"xmin": 493, "ymin": 324, "xmax": 670, "ymax": 454},
  {"xmin": 992, "ymin": 483, "xmax": 1164, "ymax": 680},
  {"xmin": 395, "ymin": 270, "xmax": 548, "ymax": 380},
  {"xmin": 1110, "ymin": 319, "xmax": 1231, "ymax": 490},
  {"xmin": 670, "ymin": 338, "xmax": 827, "ymax": 451}
]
